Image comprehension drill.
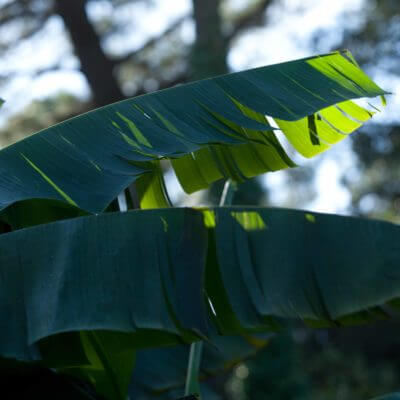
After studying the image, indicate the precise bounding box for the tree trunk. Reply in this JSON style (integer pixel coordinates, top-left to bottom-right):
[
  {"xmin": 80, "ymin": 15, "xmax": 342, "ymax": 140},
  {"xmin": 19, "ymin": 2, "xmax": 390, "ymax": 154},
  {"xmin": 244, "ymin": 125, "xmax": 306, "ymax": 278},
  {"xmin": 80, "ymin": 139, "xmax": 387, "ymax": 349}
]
[
  {"xmin": 190, "ymin": 0, "xmax": 227, "ymax": 80},
  {"xmin": 55, "ymin": 0, "xmax": 124, "ymax": 106}
]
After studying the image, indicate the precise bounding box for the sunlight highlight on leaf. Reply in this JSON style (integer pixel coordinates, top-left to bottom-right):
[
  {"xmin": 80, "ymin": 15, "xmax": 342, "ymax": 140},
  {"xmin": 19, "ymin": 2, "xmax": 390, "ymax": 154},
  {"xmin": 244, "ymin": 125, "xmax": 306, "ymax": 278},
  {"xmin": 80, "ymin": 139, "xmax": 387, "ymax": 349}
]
[{"xmin": 0, "ymin": 51, "xmax": 386, "ymax": 215}]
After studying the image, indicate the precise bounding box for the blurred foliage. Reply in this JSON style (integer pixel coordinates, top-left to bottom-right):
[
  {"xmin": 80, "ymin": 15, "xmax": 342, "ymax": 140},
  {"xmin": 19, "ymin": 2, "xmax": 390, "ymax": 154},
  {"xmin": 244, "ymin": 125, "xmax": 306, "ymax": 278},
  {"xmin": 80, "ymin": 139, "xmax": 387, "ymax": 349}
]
[
  {"xmin": 340, "ymin": 0, "xmax": 400, "ymax": 222},
  {"xmin": 0, "ymin": 93, "xmax": 89, "ymax": 147},
  {"xmin": 227, "ymin": 322, "xmax": 400, "ymax": 400},
  {"xmin": 0, "ymin": 0, "xmax": 274, "ymax": 103},
  {"xmin": 303, "ymin": 347, "xmax": 398, "ymax": 400},
  {"xmin": 345, "ymin": 123, "xmax": 400, "ymax": 222},
  {"xmin": 302, "ymin": 323, "xmax": 400, "ymax": 399},
  {"xmin": 240, "ymin": 333, "xmax": 309, "ymax": 400},
  {"xmin": 1, "ymin": 1, "xmax": 400, "ymax": 399},
  {"xmin": 312, "ymin": 0, "xmax": 400, "ymax": 221}
]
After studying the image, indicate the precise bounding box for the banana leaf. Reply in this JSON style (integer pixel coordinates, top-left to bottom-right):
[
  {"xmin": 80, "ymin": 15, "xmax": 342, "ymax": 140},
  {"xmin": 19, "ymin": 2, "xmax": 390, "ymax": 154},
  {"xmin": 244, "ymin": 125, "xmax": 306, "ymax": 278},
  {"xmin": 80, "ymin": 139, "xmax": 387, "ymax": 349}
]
[
  {"xmin": 1, "ymin": 207, "xmax": 400, "ymax": 398},
  {"xmin": 0, "ymin": 51, "xmax": 386, "ymax": 220},
  {"xmin": 0, "ymin": 51, "xmax": 390, "ymax": 400}
]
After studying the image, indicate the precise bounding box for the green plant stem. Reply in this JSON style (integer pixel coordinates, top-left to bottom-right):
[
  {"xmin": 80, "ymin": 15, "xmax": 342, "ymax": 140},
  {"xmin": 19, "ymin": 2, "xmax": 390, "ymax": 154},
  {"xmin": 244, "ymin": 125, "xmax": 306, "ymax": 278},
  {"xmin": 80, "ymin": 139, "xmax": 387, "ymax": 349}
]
[
  {"xmin": 184, "ymin": 180, "xmax": 236, "ymax": 398},
  {"xmin": 219, "ymin": 179, "xmax": 236, "ymax": 206},
  {"xmin": 184, "ymin": 341, "xmax": 203, "ymax": 397}
]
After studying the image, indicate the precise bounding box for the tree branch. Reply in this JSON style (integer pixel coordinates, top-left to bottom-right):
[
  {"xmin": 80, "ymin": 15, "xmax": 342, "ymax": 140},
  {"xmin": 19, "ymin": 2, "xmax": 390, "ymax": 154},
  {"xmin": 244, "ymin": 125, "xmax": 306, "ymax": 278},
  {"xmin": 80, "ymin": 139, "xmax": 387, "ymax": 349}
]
[
  {"xmin": 225, "ymin": 0, "xmax": 272, "ymax": 44},
  {"xmin": 0, "ymin": 63, "xmax": 65, "ymax": 85},
  {"xmin": 56, "ymin": 0, "xmax": 124, "ymax": 106},
  {"xmin": 112, "ymin": 15, "xmax": 189, "ymax": 66},
  {"xmin": 0, "ymin": 9, "xmax": 35, "ymax": 25},
  {"xmin": 0, "ymin": 9, "xmax": 52, "ymax": 46}
]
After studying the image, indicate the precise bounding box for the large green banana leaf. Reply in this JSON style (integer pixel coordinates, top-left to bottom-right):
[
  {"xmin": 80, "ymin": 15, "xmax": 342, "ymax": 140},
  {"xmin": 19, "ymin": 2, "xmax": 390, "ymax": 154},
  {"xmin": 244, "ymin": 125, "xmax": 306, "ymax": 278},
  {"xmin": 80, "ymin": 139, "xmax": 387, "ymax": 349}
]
[
  {"xmin": 1, "ymin": 207, "xmax": 400, "ymax": 398},
  {"xmin": 0, "ymin": 51, "xmax": 385, "ymax": 217},
  {"xmin": 0, "ymin": 51, "xmax": 390, "ymax": 400}
]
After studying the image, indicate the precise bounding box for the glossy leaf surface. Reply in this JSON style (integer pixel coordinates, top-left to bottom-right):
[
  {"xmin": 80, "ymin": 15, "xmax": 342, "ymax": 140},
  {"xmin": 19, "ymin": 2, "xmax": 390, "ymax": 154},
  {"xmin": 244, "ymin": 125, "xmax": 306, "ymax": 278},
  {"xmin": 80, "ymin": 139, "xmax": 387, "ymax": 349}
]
[{"xmin": 0, "ymin": 52, "xmax": 385, "ymax": 215}]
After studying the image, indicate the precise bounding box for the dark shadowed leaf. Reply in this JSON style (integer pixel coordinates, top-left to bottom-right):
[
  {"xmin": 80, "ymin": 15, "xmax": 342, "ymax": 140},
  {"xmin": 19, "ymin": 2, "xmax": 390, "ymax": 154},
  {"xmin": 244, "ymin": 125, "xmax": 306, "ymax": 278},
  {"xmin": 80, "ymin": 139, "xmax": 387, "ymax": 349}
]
[{"xmin": 0, "ymin": 206, "xmax": 400, "ymax": 400}]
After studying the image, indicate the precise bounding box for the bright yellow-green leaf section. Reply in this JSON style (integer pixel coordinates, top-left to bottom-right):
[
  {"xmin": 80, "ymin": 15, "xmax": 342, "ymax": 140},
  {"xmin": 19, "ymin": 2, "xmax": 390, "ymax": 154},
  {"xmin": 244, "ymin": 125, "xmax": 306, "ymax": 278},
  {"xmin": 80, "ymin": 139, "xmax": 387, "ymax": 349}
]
[{"xmin": 0, "ymin": 51, "xmax": 385, "ymax": 214}]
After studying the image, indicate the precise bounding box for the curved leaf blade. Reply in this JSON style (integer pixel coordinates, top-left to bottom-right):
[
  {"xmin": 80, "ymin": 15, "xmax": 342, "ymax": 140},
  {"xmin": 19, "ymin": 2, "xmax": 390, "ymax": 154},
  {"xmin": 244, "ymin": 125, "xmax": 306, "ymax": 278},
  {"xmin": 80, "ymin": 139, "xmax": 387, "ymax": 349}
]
[
  {"xmin": 0, "ymin": 209, "xmax": 208, "ymax": 361},
  {"xmin": 209, "ymin": 208, "xmax": 400, "ymax": 332},
  {"xmin": 1, "ymin": 207, "xmax": 400, "ymax": 364},
  {"xmin": 0, "ymin": 51, "xmax": 385, "ymax": 213}
]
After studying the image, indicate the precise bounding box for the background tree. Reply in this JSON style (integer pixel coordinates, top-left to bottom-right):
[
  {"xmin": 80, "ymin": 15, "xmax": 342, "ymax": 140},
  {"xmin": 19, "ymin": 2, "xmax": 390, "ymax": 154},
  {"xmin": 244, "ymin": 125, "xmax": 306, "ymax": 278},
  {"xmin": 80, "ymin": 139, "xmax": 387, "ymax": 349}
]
[
  {"xmin": 0, "ymin": 0, "xmax": 272, "ymax": 110},
  {"xmin": 313, "ymin": 0, "xmax": 400, "ymax": 221},
  {"xmin": 0, "ymin": 1, "xmax": 275, "ymax": 397},
  {"xmin": 0, "ymin": 0, "xmax": 273, "ymax": 204},
  {"xmin": 2, "ymin": 1, "xmax": 400, "ymax": 399}
]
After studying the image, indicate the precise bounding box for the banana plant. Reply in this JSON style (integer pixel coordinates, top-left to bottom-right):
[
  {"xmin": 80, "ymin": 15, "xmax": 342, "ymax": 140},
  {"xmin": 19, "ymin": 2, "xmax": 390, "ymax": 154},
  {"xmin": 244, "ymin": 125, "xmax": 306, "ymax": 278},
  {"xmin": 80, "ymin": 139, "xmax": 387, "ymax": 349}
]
[{"xmin": 0, "ymin": 50, "xmax": 398, "ymax": 400}]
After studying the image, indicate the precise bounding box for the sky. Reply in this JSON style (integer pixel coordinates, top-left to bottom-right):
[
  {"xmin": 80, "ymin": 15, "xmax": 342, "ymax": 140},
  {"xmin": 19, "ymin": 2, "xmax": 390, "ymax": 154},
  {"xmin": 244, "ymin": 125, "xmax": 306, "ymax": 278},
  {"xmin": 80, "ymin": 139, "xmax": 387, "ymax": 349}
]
[
  {"xmin": 0, "ymin": 0, "xmax": 397, "ymax": 214},
  {"xmin": 0, "ymin": 0, "xmax": 373, "ymax": 122}
]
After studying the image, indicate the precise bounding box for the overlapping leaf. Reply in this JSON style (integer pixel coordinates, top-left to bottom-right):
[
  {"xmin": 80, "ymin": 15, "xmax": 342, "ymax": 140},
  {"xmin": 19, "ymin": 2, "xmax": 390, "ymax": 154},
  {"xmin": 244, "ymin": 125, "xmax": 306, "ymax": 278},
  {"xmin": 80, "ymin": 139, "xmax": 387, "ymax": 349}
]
[
  {"xmin": 1, "ymin": 207, "xmax": 400, "ymax": 398},
  {"xmin": 0, "ymin": 52, "xmax": 390, "ymax": 399},
  {"xmin": 0, "ymin": 209, "xmax": 207, "ymax": 361},
  {"xmin": 207, "ymin": 208, "xmax": 400, "ymax": 332},
  {"xmin": 0, "ymin": 51, "xmax": 385, "ymax": 216}
]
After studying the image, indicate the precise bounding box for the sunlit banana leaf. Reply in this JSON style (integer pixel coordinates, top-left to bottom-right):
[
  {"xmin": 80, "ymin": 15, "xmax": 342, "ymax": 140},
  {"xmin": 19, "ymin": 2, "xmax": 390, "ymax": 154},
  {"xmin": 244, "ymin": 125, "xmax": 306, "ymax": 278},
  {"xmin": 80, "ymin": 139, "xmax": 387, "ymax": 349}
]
[{"xmin": 0, "ymin": 51, "xmax": 385, "ymax": 216}]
